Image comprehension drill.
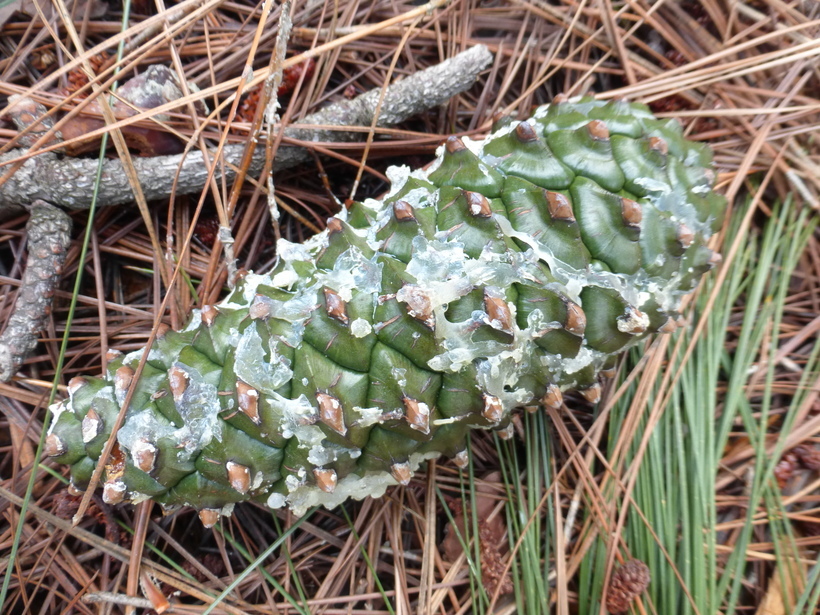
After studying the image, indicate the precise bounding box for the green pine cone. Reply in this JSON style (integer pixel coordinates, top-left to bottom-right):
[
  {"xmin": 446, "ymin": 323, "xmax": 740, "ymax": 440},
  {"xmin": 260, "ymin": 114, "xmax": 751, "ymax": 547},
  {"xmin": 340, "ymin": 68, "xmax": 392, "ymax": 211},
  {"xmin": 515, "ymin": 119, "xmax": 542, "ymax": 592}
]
[{"xmin": 46, "ymin": 96, "xmax": 726, "ymax": 521}]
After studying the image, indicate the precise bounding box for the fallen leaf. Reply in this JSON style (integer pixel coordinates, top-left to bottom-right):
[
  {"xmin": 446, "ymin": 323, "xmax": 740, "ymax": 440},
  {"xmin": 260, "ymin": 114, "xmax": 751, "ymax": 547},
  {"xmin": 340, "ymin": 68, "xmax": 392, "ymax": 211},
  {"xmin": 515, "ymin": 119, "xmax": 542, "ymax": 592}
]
[{"xmin": 756, "ymin": 553, "xmax": 806, "ymax": 615}]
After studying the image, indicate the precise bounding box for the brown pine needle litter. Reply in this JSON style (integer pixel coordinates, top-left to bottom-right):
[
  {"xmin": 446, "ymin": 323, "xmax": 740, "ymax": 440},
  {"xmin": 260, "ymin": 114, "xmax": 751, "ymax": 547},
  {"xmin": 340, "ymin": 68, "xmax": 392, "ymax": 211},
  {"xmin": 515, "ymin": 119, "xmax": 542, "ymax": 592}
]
[{"xmin": 0, "ymin": 1, "xmax": 819, "ymax": 614}]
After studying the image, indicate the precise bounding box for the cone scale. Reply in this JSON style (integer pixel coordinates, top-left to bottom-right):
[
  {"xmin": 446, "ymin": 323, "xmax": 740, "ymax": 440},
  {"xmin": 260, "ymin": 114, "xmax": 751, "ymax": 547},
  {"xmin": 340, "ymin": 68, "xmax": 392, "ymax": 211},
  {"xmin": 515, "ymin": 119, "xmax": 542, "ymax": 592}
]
[{"xmin": 47, "ymin": 97, "xmax": 726, "ymax": 518}]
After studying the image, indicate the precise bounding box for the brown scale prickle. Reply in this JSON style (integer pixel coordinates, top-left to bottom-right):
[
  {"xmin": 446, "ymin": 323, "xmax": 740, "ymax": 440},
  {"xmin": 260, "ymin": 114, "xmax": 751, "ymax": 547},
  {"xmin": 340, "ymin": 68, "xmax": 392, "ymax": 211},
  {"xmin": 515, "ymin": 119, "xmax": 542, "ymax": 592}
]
[{"xmin": 46, "ymin": 97, "xmax": 726, "ymax": 519}]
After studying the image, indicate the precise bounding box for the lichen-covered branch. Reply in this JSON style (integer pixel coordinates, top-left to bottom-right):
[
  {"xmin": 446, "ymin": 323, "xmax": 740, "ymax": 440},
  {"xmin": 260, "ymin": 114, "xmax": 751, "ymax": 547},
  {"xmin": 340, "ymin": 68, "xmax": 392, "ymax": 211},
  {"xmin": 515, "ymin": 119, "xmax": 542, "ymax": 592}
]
[
  {"xmin": 0, "ymin": 45, "xmax": 493, "ymax": 212},
  {"xmin": 0, "ymin": 200, "xmax": 72, "ymax": 381}
]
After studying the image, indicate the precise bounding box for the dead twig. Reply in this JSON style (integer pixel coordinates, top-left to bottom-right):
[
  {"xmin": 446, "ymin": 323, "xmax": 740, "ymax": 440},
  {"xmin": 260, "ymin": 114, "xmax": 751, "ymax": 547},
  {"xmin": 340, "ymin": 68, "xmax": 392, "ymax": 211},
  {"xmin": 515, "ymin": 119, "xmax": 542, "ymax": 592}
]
[
  {"xmin": 0, "ymin": 200, "xmax": 71, "ymax": 381},
  {"xmin": 0, "ymin": 45, "xmax": 492, "ymax": 214}
]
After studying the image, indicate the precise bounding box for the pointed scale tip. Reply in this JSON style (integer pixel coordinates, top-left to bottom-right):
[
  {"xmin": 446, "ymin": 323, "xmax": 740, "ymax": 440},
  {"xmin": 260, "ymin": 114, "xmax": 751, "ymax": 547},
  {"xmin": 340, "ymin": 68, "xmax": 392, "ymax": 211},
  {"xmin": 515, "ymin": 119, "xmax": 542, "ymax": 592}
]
[
  {"xmin": 102, "ymin": 479, "xmax": 126, "ymax": 505},
  {"xmin": 482, "ymin": 394, "xmax": 504, "ymax": 423},
  {"xmin": 564, "ymin": 301, "xmax": 586, "ymax": 336},
  {"xmin": 444, "ymin": 135, "xmax": 467, "ymax": 154},
  {"xmin": 403, "ymin": 397, "xmax": 430, "ymax": 435},
  {"xmin": 464, "ymin": 191, "xmax": 492, "ymax": 218},
  {"xmin": 579, "ymin": 383, "xmax": 602, "ymax": 404},
  {"xmin": 81, "ymin": 408, "xmax": 103, "ymax": 444},
  {"xmin": 237, "ymin": 381, "xmax": 261, "ymax": 425},
  {"xmin": 587, "ymin": 120, "xmax": 610, "ymax": 141},
  {"xmin": 67, "ymin": 376, "xmax": 87, "ymax": 396},
  {"xmin": 314, "ymin": 468, "xmax": 338, "ymax": 493},
  {"xmin": 514, "ymin": 121, "xmax": 538, "ymax": 143},
  {"xmin": 620, "ymin": 197, "xmax": 642, "ymax": 228},
  {"xmin": 648, "ymin": 136, "xmax": 668, "ymax": 155},
  {"xmin": 390, "ymin": 462, "xmax": 413, "ymax": 486},
  {"xmin": 199, "ymin": 509, "xmax": 220, "ymax": 528},
  {"xmin": 44, "ymin": 433, "xmax": 66, "ymax": 457},
  {"xmin": 227, "ymin": 461, "xmax": 251, "ymax": 495},
  {"xmin": 453, "ymin": 450, "xmax": 469, "ymax": 469},
  {"xmin": 541, "ymin": 384, "xmax": 563, "ymax": 409},
  {"xmin": 317, "ymin": 392, "xmax": 346, "ymax": 436},
  {"xmin": 133, "ymin": 439, "xmax": 157, "ymax": 474},
  {"xmin": 201, "ymin": 304, "xmax": 219, "ymax": 326}
]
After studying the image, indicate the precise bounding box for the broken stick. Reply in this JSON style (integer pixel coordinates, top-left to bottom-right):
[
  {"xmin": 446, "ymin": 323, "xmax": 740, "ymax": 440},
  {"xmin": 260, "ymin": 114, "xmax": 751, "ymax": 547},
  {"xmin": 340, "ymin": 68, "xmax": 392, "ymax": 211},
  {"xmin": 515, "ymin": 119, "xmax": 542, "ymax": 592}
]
[{"xmin": 0, "ymin": 45, "xmax": 493, "ymax": 213}]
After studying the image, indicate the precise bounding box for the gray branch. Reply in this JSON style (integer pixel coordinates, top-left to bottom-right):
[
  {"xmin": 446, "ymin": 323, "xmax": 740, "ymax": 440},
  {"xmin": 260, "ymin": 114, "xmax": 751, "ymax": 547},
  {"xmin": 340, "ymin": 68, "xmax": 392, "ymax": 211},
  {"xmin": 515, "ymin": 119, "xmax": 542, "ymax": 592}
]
[
  {"xmin": 0, "ymin": 45, "xmax": 492, "ymax": 212},
  {"xmin": 0, "ymin": 200, "xmax": 72, "ymax": 381}
]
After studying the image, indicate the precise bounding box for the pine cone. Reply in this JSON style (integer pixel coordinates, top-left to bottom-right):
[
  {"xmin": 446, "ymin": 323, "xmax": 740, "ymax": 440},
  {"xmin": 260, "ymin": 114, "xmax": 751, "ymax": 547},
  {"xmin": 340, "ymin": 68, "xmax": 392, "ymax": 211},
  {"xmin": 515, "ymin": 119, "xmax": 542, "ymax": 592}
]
[
  {"xmin": 45, "ymin": 96, "xmax": 726, "ymax": 521},
  {"xmin": 793, "ymin": 444, "xmax": 820, "ymax": 471},
  {"xmin": 64, "ymin": 52, "xmax": 110, "ymax": 97},
  {"xmin": 606, "ymin": 559, "xmax": 651, "ymax": 613}
]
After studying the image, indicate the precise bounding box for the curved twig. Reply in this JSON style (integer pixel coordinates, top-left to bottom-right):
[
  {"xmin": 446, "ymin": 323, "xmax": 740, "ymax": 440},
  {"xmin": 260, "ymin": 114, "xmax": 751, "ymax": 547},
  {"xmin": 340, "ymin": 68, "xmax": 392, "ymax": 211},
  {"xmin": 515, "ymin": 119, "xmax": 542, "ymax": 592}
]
[{"xmin": 0, "ymin": 200, "xmax": 72, "ymax": 381}]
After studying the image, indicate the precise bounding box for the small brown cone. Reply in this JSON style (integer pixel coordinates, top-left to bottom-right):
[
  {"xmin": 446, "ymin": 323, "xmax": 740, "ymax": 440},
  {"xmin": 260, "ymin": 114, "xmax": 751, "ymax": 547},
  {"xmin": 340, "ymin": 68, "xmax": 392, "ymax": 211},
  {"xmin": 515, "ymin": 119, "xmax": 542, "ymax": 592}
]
[
  {"xmin": 606, "ymin": 559, "xmax": 650, "ymax": 613},
  {"xmin": 793, "ymin": 444, "xmax": 820, "ymax": 471}
]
